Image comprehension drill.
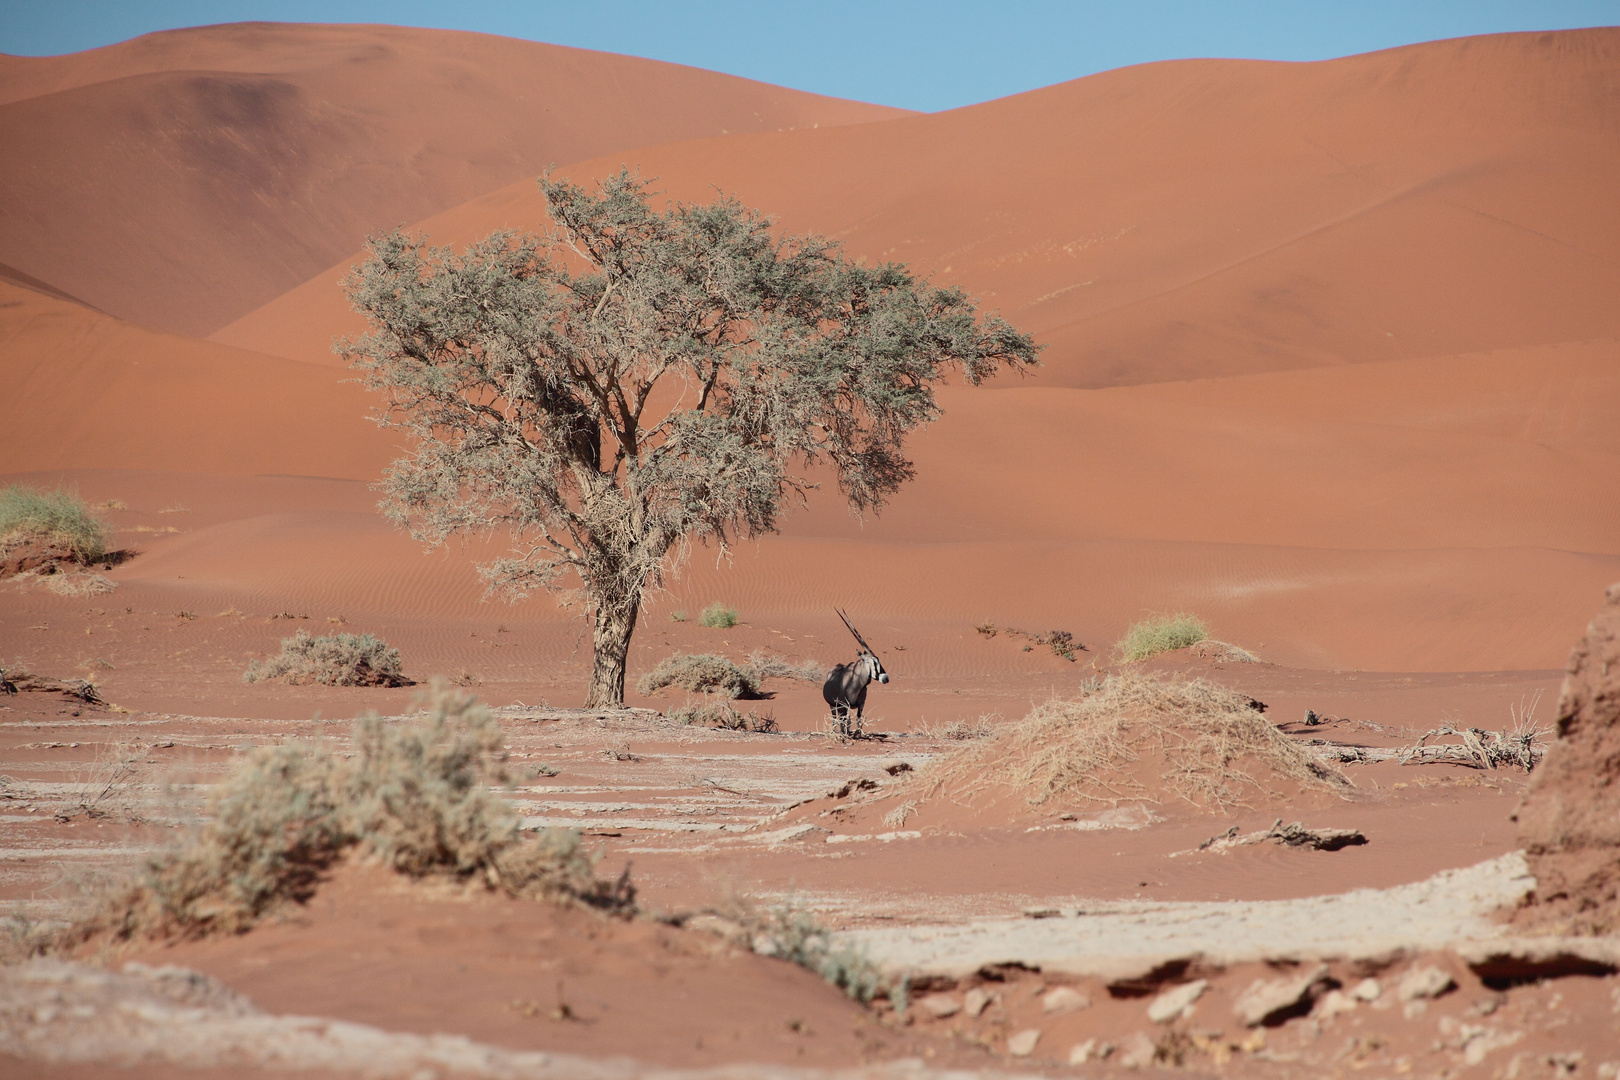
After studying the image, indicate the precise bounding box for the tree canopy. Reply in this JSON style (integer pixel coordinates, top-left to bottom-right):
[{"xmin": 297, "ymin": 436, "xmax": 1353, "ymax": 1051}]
[{"xmin": 341, "ymin": 169, "xmax": 1040, "ymax": 705}]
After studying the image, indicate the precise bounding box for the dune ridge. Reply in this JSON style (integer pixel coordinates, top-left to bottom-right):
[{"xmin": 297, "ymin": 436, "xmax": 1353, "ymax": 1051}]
[{"xmin": 0, "ymin": 22, "xmax": 906, "ymax": 336}]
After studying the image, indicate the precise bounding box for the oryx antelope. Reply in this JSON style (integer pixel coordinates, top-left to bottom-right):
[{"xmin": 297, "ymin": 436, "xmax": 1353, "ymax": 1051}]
[{"xmin": 823, "ymin": 609, "xmax": 888, "ymax": 736}]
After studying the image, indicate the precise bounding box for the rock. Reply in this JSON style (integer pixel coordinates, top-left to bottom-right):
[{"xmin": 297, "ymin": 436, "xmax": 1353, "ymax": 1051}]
[
  {"xmin": 962, "ymin": 987, "xmax": 992, "ymax": 1017},
  {"xmin": 1463, "ymin": 1030, "xmax": 1524, "ymax": 1066},
  {"xmin": 1396, "ymin": 965, "xmax": 1455, "ymax": 1001},
  {"xmin": 1006, "ymin": 1028, "xmax": 1041, "ymax": 1057},
  {"xmin": 1515, "ymin": 583, "xmax": 1620, "ymax": 934},
  {"xmin": 916, "ymin": 993, "xmax": 960, "ymax": 1019},
  {"xmin": 1069, "ymin": 1039, "xmax": 1111, "ymax": 1065},
  {"xmin": 1117, "ymin": 1031, "xmax": 1159, "ymax": 1070},
  {"xmin": 1312, "ymin": 988, "xmax": 1357, "ymax": 1020},
  {"xmin": 1041, "ymin": 986, "xmax": 1090, "ymax": 1014},
  {"xmin": 1147, "ymin": 979, "xmax": 1208, "ymax": 1023},
  {"xmin": 1351, "ymin": 977, "xmax": 1382, "ymax": 1002},
  {"xmin": 1233, "ymin": 963, "xmax": 1331, "ymax": 1026}
]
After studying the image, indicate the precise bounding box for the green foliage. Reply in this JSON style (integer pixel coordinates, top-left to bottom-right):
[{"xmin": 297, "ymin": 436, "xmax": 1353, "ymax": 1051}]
[
  {"xmin": 668, "ymin": 609, "xmax": 688, "ymax": 622},
  {"xmin": 244, "ymin": 630, "xmax": 409, "ymax": 687},
  {"xmin": 1116, "ymin": 613, "xmax": 1210, "ymax": 662},
  {"xmin": 339, "ymin": 168, "xmax": 1040, "ymax": 706},
  {"xmin": 0, "ymin": 485, "xmax": 109, "ymax": 563},
  {"xmin": 637, "ymin": 653, "xmax": 758, "ymax": 699},
  {"xmin": 88, "ymin": 687, "xmax": 620, "ymax": 942},
  {"xmin": 698, "ymin": 603, "xmax": 738, "ymax": 628}
]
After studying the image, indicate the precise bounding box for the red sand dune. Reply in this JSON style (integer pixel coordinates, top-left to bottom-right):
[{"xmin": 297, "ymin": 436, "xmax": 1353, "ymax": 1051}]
[
  {"xmin": 3, "ymin": 27, "xmax": 1617, "ymax": 687},
  {"xmin": 0, "ymin": 23, "xmax": 904, "ymax": 336},
  {"xmin": 219, "ymin": 29, "xmax": 1620, "ymax": 385}
]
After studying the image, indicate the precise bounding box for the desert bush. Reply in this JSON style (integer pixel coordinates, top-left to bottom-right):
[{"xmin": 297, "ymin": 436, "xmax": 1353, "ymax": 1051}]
[
  {"xmin": 1116, "ymin": 613, "xmax": 1210, "ymax": 662},
  {"xmin": 0, "ymin": 485, "xmax": 109, "ymax": 563},
  {"xmin": 86, "ymin": 687, "xmax": 622, "ymax": 943},
  {"xmin": 915, "ymin": 714, "xmax": 995, "ymax": 741},
  {"xmin": 244, "ymin": 630, "xmax": 410, "ymax": 687},
  {"xmin": 751, "ymin": 904, "xmax": 885, "ymax": 1003},
  {"xmin": 699, "ymin": 603, "xmax": 738, "ymax": 628},
  {"xmin": 745, "ymin": 652, "xmax": 824, "ymax": 684},
  {"xmin": 911, "ymin": 674, "xmax": 1348, "ymax": 812},
  {"xmin": 637, "ymin": 653, "xmax": 758, "ymax": 699},
  {"xmin": 668, "ymin": 700, "xmax": 779, "ymax": 733},
  {"xmin": 45, "ymin": 573, "xmax": 117, "ymax": 597}
]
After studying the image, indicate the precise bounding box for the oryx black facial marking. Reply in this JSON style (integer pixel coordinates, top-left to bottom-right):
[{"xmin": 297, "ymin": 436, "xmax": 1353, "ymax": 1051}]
[{"xmin": 822, "ymin": 608, "xmax": 888, "ymax": 737}]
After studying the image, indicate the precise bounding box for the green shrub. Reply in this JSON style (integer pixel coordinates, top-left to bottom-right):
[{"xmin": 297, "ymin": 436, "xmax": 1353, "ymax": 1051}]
[
  {"xmin": 89, "ymin": 687, "xmax": 624, "ymax": 942},
  {"xmin": 698, "ymin": 603, "xmax": 738, "ymax": 628},
  {"xmin": 637, "ymin": 653, "xmax": 758, "ymax": 699},
  {"xmin": 244, "ymin": 630, "xmax": 410, "ymax": 687},
  {"xmin": 0, "ymin": 485, "xmax": 109, "ymax": 563},
  {"xmin": 1116, "ymin": 613, "xmax": 1210, "ymax": 662},
  {"xmin": 751, "ymin": 905, "xmax": 885, "ymax": 1003}
]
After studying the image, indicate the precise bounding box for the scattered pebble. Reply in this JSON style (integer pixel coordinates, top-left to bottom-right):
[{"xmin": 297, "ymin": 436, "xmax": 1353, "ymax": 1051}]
[
  {"xmin": 1311, "ymin": 988, "xmax": 1357, "ymax": 1020},
  {"xmin": 1006, "ymin": 1028, "xmax": 1041, "ymax": 1057},
  {"xmin": 1234, "ymin": 963, "xmax": 1330, "ymax": 1027},
  {"xmin": 1351, "ymin": 977, "xmax": 1382, "ymax": 1002},
  {"xmin": 1042, "ymin": 986, "xmax": 1090, "ymax": 1014},
  {"xmin": 917, "ymin": 993, "xmax": 959, "ymax": 1019},
  {"xmin": 1116, "ymin": 1031, "xmax": 1158, "ymax": 1070},
  {"xmin": 1069, "ymin": 1038, "xmax": 1112, "ymax": 1065},
  {"xmin": 1397, "ymin": 965, "xmax": 1456, "ymax": 1002},
  {"xmin": 1147, "ymin": 979, "xmax": 1207, "ymax": 1023},
  {"xmin": 963, "ymin": 987, "xmax": 992, "ymax": 1017}
]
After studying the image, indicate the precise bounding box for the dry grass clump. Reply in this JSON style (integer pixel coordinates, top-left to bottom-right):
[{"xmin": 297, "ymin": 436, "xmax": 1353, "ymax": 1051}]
[
  {"xmin": 915, "ymin": 714, "xmax": 995, "ymax": 741},
  {"xmin": 668, "ymin": 700, "xmax": 779, "ymax": 733},
  {"xmin": 745, "ymin": 652, "xmax": 824, "ymax": 684},
  {"xmin": 0, "ymin": 485, "xmax": 109, "ymax": 564},
  {"xmin": 45, "ymin": 573, "xmax": 117, "ymax": 597},
  {"xmin": 637, "ymin": 653, "xmax": 758, "ymax": 698},
  {"xmin": 911, "ymin": 674, "xmax": 1348, "ymax": 812},
  {"xmin": 1117, "ymin": 613, "xmax": 1210, "ymax": 662},
  {"xmin": 84, "ymin": 687, "xmax": 625, "ymax": 943},
  {"xmin": 244, "ymin": 629, "xmax": 410, "ymax": 687}
]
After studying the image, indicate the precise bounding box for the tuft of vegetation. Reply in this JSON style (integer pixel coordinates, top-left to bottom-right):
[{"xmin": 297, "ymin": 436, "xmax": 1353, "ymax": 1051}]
[
  {"xmin": 751, "ymin": 904, "xmax": 886, "ymax": 1003},
  {"xmin": 0, "ymin": 485, "xmax": 110, "ymax": 564},
  {"xmin": 637, "ymin": 653, "xmax": 758, "ymax": 699},
  {"xmin": 244, "ymin": 630, "xmax": 411, "ymax": 687},
  {"xmin": 46, "ymin": 573, "xmax": 117, "ymax": 597},
  {"xmin": 743, "ymin": 652, "xmax": 824, "ymax": 684},
  {"xmin": 668, "ymin": 700, "xmax": 779, "ymax": 733},
  {"xmin": 909, "ymin": 674, "xmax": 1349, "ymax": 812},
  {"xmin": 1116, "ymin": 613, "xmax": 1210, "ymax": 662},
  {"xmin": 699, "ymin": 603, "xmax": 739, "ymax": 629},
  {"xmin": 668, "ymin": 609, "xmax": 688, "ymax": 623},
  {"xmin": 82, "ymin": 687, "xmax": 628, "ymax": 943},
  {"xmin": 915, "ymin": 715, "xmax": 995, "ymax": 741}
]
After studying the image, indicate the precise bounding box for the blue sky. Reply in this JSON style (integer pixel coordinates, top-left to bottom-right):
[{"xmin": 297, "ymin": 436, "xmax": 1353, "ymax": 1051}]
[{"xmin": 4, "ymin": 1, "xmax": 1618, "ymax": 112}]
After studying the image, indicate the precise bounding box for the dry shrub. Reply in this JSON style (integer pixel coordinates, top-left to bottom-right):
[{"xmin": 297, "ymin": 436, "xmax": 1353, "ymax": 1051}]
[
  {"xmin": 911, "ymin": 674, "xmax": 1348, "ymax": 812},
  {"xmin": 698, "ymin": 603, "xmax": 738, "ymax": 628},
  {"xmin": 1117, "ymin": 613, "xmax": 1210, "ymax": 662},
  {"xmin": 915, "ymin": 715, "xmax": 995, "ymax": 741},
  {"xmin": 244, "ymin": 629, "xmax": 410, "ymax": 687},
  {"xmin": 85, "ymin": 687, "xmax": 624, "ymax": 943},
  {"xmin": 45, "ymin": 573, "xmax": 118, "ymax": 597},
  {"xmin": 668, "ymin": 700, "xmax": 779, "ymax": 733},
  {"xmin": 637, "ymin": 653, "xmax": 758, "ymax": 698},
  {"xmin": 744, "ymin": 652, "xmax": 824, "ymax": 684}
]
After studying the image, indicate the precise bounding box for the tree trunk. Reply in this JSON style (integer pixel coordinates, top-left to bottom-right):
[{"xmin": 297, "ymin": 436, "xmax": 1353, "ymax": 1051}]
[{"xmin": 585, "ymin": 598, "xmax": 640, "ymax": 707}]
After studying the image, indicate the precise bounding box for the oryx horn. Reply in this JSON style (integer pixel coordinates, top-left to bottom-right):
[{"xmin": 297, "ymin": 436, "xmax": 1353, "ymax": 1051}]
[{"xmin": 836, "ymin": 608, "xmax": 874, "ymax": 654}]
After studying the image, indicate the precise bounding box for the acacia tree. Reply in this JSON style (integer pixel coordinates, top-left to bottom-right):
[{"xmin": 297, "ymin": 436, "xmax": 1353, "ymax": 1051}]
[{"xmin": 341, "ymin": 170, "xmax": 1040, "ymax": 707}]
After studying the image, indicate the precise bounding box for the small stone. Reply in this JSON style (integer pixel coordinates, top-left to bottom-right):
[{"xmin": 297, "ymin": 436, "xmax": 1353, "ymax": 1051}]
[
  {"xmin": 1042, "ymin": 986, "xmax": 1091, "ymax": 1014},
  {"xmin": 1068, "ymin": 1039, "xmax": 1098, "ymax": 1065},
  {"xmin": 1147, "ymin": 979, "xmax": 1208, "ymax": 1023},
  {"xmin": 1312, "ymin": 988, "xmax": 1357, "ymax": 1020},
  {"xmin": 1007, "ymin": 1028, "xmax": 1041, "ymax": 1057},
  {"xmin": 1117, "ymin": 1031, "xmax": 1158, "ymax": 1070},
  {"xmin": 1233, "ymin": 963, "xmax": 1331, "ymax": 1027},
  {"xmin": 1397, "ymin": 965, "xmax": 1455, "ymax": 1002},
  {"xmin": 1351, "ymin": 977, "xmax": 1382, "ymax": 1002},
  {"xmin": 1404, "ymin": 999, "xmax": 1429, "ymax": 1019},
  {"xmin": 917, "ymin": 993, "xmax": 960, "ymax": 1019},
  {"xmin": 963, "ymin": 987, "xmax": 992, "ymax": 1017}
]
